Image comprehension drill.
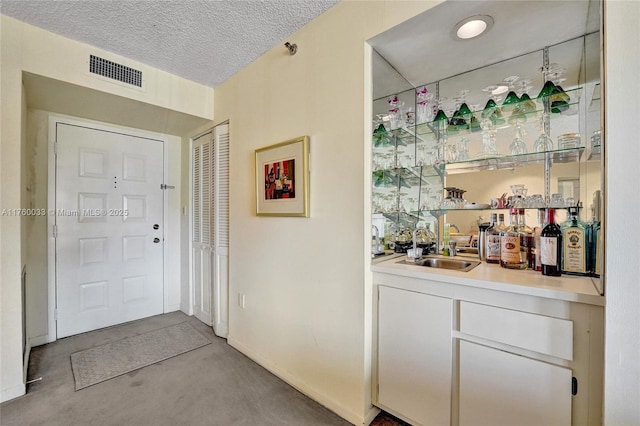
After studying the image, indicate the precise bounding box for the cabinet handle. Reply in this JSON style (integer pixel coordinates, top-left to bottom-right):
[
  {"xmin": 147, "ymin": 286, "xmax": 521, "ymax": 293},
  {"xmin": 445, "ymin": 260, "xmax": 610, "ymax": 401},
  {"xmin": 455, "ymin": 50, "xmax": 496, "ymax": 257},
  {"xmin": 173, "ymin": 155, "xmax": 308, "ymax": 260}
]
[{"xmin": 572, "ymin": 377, "xmax": 578, "ymax": 395}]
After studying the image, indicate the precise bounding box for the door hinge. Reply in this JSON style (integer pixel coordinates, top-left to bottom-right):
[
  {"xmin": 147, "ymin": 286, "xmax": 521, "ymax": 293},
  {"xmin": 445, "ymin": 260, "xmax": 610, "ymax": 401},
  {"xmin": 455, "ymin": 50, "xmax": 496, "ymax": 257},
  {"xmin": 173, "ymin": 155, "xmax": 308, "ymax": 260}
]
[
  {"xmin": 53, "ymin": 224, "xmax": 58, "ymax": 238},
  {"xmin": 54, "ymin": 142, "xmax": 58, "ymax": 156},
  {"xmin": 572, "ymin": 377, "xmax": 578, "ymax": 396},
  {"xmin": 160, "ymin": 184, "xmax": 175, "ymax": 190},
  {"xmin": 54, "ymin": 309, "xmax": 59, "ymax": 321}
]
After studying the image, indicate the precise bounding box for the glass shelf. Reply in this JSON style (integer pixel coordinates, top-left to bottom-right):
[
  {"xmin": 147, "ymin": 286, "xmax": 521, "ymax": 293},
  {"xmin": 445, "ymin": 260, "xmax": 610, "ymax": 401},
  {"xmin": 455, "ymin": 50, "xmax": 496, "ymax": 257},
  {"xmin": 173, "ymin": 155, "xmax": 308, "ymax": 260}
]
[
  {"xmin": 420, "ymin": 206, "xmax": 560, "ymax": 215},
  {"xmin": 441, "ymin": 146, "xmax": 585, "ymax": 175},
  {"xmin": 374, "ymin": 146, "xmax": 585, "ymax": 180},
  {"xmin": 414, "ymin": 86, "xmax": 584, "ymax": 139},
  {"xmin": 373, "ymin": 166, "xmax": 442, "ymax": 188}
]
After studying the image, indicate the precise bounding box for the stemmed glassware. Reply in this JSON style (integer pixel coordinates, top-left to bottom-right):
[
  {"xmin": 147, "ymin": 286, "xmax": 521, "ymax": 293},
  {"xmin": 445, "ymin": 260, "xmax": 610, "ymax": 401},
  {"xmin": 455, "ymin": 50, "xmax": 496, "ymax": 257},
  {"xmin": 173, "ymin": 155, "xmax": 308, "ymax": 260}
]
[
  {"xmin": 509, "ymin": 78, "xmax": 535, "ymax": 125},
  {"xmin": 501, "ymin": 76, "xmax": 521, "ymax": 112},
  {"xmin": 372, "ymin": 114, "xmax": 392, "ymax": 148},
  {"xmin": 457, "ymin": 136, "xmax": 470, "ymax": 161},
  {"xmin": 481, "ymin": 85, "xmax": 506, "ymax": 126},
  {"xmin": 532, "ymin": 113, "xmax": 553, "ymax": 152},
  {"xmin": 433, "ymin": 97, "xmax": 449, "ymax": 164},
  {"xmin": 475, "ymin": 117, "xmax": 501, "ymax": 158},
  {"xmin": 387, "ymin": 95, "xmax": 402, "ymax": 130},
  {"xmin": 416, "ymin": 86, "xmax": 435, "ymax": 124},
  {"xmin": 516, "ymin": 79, "xmax": 537, "ymax": 115},
  {"xmin": 548, "ymin": 67, "xmax": 570, "ymax": 113},
  {"xmin": 537, "ymin": 64, "xmax": 570, "ymax": 114},
  {"xmin": 509, "ymin": 123, "xmax": 528, "ymax": 156}
]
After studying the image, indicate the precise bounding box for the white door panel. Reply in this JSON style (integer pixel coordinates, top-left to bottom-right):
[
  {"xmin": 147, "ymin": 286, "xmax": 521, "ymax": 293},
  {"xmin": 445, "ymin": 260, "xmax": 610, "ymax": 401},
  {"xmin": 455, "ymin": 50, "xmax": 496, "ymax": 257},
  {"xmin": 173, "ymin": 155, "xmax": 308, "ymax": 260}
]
[
  {"xmin": 459, "ymin": 340, "xmax": 572, "ymax": 426},
  {"xmin": 192, "ymin": 125, "xmax": 229, "ymax": 331},
  {"xmin": 55, "ymin": 123, "xmax": 164, "ymax": 338}
]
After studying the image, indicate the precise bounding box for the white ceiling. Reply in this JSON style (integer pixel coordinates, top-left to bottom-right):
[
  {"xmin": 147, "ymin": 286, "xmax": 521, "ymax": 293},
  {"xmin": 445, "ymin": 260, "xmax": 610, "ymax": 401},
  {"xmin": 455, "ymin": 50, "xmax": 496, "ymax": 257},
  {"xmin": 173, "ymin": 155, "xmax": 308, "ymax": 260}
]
[
  {"xmin": 370, "ymin": 0, "xmax": 601, "ymax": 108},
  {"xmin": 0, "ymin": 0, "xmax": 340, "ymax": 88}
]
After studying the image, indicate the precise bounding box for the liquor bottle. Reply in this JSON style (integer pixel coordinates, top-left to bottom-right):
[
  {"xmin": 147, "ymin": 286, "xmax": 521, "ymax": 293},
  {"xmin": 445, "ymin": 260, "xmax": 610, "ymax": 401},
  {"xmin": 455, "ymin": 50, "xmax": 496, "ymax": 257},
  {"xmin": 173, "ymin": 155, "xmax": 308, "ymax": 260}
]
[
  {"xmin": 497, "ymin": 213, "xmax": 508, "ymax": 232},
  {"xmin": 500, "ymin": 208, "xmax": 527, "ymax": 269},
  {"xmin": 540, "ymin": 208, "xmax": 562, "ymax": 276},
  {"xmin": 588, "ymin": 202, "xmax": 601, "ymax": 278},
  {"xmin": 561, "ymin": 205, "xmax": 588, "ymax": 276},
  {"xmin": 519, "ymin": 209, "xmax": 535, "ymax": 269},
  {"xmin": 533, "ymin": 208, "xmax": 546, "ymax": 271},
  {"xmin": 485, "ymin": 213, "xmax": 501, "ymax": 264}
]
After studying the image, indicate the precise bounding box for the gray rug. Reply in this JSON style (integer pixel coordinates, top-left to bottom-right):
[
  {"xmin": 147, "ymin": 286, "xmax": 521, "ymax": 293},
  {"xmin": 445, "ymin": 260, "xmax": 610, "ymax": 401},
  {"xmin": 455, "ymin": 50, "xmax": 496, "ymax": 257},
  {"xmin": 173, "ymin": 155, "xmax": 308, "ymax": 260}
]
[{"xmin": 70, "ymin": 322, "xmax": 210, "ymax": 390}]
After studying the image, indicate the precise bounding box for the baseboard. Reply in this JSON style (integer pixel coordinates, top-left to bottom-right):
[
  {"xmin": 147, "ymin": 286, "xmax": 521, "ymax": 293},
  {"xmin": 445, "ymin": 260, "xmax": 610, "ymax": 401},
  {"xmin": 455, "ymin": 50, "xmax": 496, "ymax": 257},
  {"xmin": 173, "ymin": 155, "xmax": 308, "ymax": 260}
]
[
  {"xmin": 1, "ymin": 382, "xmax": 26, "ymax": 403},
  {"xmin": 364, "ymin": 405, "xmax": 381, "ymax": 425},
  {"xmin": 23, "ymin": 343, "xmax": 31, "ymax": 383},
  {"xmin": 29, "ymin": 334, "xmax": 50, "ymax": 347},
  {"xmin": 228, "ymin": 337, "xmax": 365, "ymax": 425},
  {"xmin": 165, "ymin": 304, "xmax": 181, "ymax": 313}
]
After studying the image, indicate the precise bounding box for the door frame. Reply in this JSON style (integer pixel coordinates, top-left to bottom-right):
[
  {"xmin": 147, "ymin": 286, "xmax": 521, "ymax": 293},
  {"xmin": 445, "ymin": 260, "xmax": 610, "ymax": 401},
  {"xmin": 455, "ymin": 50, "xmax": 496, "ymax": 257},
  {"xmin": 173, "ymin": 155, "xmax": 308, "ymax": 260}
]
[{"xmin": 46, "ymin": 114, "xmax": 169, "ymax": 341}]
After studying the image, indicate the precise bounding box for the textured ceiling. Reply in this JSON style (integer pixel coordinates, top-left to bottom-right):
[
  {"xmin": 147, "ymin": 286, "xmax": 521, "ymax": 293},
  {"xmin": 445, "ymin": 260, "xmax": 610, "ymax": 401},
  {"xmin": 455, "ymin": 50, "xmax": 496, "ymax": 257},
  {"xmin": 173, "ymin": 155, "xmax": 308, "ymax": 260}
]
[{"xmin": 1, "ymin": 0, "xmax": 340, "ymax": 88}]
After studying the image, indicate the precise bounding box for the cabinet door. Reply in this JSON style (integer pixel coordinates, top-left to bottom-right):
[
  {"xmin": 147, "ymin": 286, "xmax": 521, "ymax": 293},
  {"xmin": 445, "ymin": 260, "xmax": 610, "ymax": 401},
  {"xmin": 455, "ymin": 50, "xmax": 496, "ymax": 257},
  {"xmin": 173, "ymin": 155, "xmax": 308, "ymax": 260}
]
[
  {"xmin": 377, "ymin": 286, "xmax": 452, "ymax": 425},
  {"xmin": 459, "ymin": 340, "xmax": 572, "ymax": 426}
]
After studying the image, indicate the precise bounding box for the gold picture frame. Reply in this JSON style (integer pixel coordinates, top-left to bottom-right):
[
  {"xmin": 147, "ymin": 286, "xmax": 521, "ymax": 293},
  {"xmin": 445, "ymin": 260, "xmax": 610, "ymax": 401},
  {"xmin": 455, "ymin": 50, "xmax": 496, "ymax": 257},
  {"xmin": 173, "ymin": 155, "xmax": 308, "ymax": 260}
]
[{"xmin": 255, "ymin": 136, "xmax": 310, "ymax": 217}]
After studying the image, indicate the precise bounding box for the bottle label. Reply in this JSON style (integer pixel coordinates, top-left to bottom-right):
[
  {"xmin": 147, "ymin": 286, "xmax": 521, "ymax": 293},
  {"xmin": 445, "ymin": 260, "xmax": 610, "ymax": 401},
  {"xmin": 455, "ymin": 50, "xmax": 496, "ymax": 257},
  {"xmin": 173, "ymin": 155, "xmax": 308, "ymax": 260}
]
[
  {"xmin": 500, "ymin": 235, "xmax": 521, "ymax": 263},
  {"xmin": 486, "ymin": 234, "xmax": 501, "ymax": 261},
  {"xmin": 540, "ymin": 236, "xmax": 558, "ymax": 265},
  {"xmin": 563, "ymin": 228, "xmax": 586, "ymax": 273},
  {"xmin": 534, "ymin": 228, "xmax": 542, "ymax": 270}
]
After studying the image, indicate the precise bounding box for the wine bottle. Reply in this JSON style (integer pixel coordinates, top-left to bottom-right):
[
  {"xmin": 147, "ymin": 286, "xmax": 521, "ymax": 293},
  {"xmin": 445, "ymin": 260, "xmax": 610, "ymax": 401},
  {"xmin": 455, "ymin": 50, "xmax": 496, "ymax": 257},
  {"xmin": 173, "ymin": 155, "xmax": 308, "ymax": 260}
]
[
  {"xmin": 533, "ymin": 208, "xmax": 546, "ymax": 271},
  {"xmin": 540, "ymin": 208, "xmax": 562, "ymax": 276}
]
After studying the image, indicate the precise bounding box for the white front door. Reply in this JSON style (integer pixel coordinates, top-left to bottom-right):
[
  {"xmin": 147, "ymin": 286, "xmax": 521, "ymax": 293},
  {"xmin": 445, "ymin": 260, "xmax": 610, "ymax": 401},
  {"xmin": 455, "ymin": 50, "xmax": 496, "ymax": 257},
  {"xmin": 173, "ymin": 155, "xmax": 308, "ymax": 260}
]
[{"xmin": 54, "ymin": 122, "xmax": 164, "ymax": 338}]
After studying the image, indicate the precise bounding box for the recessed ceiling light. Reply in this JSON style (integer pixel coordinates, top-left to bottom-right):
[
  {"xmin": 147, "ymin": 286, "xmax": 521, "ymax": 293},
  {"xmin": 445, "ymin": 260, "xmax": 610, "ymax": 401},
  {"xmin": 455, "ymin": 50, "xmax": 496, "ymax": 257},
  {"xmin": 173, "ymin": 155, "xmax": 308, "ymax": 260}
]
[
  {"xmin": 492, "ymin": 85, "xmax": 509, "ymax": 95},
  {"xmin": 454, "ymin": 15, "xmax": 494, "ymax": 40}
]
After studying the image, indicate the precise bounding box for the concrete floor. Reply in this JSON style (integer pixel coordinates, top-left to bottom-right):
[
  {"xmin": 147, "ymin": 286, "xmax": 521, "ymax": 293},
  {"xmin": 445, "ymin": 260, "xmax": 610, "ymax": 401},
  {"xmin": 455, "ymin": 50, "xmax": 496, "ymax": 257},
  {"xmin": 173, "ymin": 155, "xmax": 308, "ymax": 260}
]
[{"xmin": 0, "ymin": 312, "xmax": 353, "ymax": 426}]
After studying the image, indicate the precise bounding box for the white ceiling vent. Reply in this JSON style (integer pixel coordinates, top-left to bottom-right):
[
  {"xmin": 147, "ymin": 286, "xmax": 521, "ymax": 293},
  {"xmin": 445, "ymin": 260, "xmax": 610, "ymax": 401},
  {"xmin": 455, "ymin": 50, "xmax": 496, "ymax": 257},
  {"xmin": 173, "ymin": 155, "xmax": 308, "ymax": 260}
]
[{"xmin": 89, "ymin": 55, "xmax": 142, "ymax": 87}]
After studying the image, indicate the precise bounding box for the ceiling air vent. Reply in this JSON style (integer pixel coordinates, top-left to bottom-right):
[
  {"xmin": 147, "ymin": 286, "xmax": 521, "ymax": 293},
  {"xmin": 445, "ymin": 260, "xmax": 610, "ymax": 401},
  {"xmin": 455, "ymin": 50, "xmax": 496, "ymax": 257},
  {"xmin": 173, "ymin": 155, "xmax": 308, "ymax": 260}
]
[{"xmin": 89, "ymin": 55, "xmax": 142, "ymax": 87}]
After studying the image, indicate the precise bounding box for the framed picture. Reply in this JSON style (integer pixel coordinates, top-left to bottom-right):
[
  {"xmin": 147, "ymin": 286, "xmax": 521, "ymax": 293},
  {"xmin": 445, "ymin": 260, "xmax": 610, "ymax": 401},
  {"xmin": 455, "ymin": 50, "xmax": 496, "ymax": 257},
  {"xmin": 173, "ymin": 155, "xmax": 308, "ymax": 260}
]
[{"xmin": 255, "ymin": 136, "xmax": 309, "ymax": 217}]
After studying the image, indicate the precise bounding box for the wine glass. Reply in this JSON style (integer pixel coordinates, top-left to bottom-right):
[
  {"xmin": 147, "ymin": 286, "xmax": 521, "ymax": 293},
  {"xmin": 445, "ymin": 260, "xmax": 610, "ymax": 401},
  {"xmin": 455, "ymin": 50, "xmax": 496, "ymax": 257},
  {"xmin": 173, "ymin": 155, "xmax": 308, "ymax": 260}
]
[
  {"xmin": 532, "ymin": 113, "xmax": 553, "ymax": 152},
  {"xmin": 536, "ymin": 63, "xmax": 561, "ymax": 101},
  {"xmin": 548, "ymin": 67, "xmax": 570, "ymax": 113},
  {"xmin": 516, "ymin": 79, "xmax": 537, "ymax": 115},
  {"xmin": 432, "ymin": 97, "xmax": 449, "ymax": 129},
  {"xmin": 509, "ymin": 123, "xmax": 528, "ymax": 155},
  {"xmin": 416, "ymin": 86, "xmax": 435, "ymax": 124},
  {"xmin": 481, "ymin": 92, "xmax": 505, "ymax": 126},
  {"xmin": 501, "ymin": 76, "xmax": 521, "ymax": 112},
  {"xmin": 457, "ymin": 136, "xmax": 470, "ymax": 161},
  {"xmin": 387, "ymin": 94, "xmax": 404, "ymax": 130},
  {"xmin": 475, "ymin": 117, "xmax": 501, "ymax": 158}
]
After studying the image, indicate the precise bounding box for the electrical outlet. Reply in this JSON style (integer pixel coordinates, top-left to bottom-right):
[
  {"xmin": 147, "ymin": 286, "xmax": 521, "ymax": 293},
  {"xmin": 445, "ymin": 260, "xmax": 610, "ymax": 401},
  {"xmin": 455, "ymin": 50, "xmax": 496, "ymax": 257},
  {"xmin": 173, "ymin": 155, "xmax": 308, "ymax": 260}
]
[{"xmin": 238, "ymin": 293, "xmax": 245, "ymax": 309}]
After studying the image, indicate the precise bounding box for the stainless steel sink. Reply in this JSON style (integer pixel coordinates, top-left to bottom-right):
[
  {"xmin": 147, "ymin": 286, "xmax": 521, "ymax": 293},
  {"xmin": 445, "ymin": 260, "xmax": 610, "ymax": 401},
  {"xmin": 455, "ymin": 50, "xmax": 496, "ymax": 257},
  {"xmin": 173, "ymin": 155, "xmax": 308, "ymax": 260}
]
[{"xmin": 397, "ymin": 256, "xmax": 481, "ymax": 272}]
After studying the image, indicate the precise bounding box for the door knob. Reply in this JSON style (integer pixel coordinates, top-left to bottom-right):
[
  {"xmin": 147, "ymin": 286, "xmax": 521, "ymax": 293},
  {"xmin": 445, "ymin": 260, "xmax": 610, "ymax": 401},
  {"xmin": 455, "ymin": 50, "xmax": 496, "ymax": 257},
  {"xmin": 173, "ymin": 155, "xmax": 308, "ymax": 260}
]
[
  {"xmin": 153, "ymin": 238, "xmax": 160, "ymax": 243},
  {"xmin": 153, "ymin": 224, "xmax": 159, "ymax": 230}
]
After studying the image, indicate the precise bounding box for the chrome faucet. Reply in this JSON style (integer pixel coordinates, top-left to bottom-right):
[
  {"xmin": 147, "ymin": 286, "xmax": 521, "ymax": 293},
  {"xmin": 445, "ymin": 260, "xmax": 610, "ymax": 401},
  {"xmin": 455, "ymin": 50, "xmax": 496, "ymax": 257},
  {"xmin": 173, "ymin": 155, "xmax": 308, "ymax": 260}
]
[
  {"xmin": 371, "ymin": 225, "xmax": 384, "ymax": 255},
  {"xmin": 411, "ymin": 227, "xmax": 426, "ymax": 262}
]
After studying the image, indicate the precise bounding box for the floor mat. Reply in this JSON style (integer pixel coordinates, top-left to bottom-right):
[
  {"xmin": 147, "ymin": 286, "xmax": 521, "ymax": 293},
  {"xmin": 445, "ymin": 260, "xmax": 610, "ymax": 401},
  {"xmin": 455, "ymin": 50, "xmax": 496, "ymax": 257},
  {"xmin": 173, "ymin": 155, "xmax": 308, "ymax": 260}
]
[{"xmin": 70, "ymin": 322, "xmax": 210, "ymax": 390}]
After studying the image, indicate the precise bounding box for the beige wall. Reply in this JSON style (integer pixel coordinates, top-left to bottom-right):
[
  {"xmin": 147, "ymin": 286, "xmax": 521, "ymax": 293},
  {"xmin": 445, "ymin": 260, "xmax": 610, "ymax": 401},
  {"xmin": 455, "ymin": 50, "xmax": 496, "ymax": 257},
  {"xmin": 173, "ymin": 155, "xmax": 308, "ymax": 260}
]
[
  {"xmin": 1, "ymin": 15, "xmax": 212, "ymax": 402},
  {"xmin": 3, "ymin": 0, "xmax": 638, "ymax": 423},
  {"xmin": 211, "ymin": 1, "xmax": 439, "ymax": 423},
  {"xmin": 603, "ymin": 1, "xmax": 640, "ymax": 424}
]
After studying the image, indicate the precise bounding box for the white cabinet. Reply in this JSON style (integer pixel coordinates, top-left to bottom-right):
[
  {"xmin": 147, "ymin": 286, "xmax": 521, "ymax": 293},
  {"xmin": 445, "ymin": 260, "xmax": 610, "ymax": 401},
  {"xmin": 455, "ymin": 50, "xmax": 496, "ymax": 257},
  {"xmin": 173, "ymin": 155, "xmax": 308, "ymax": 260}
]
[
  {"xmin": 459, "ymin": 340, "xmax": 572, "ymax": 426},
  {"xmin": 372, "ymin": 271, "xmax": 603, "ymax": 426},
  {"xmin": 377, "ymin": 285, "xmax": 452, "ymax": 426}
]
